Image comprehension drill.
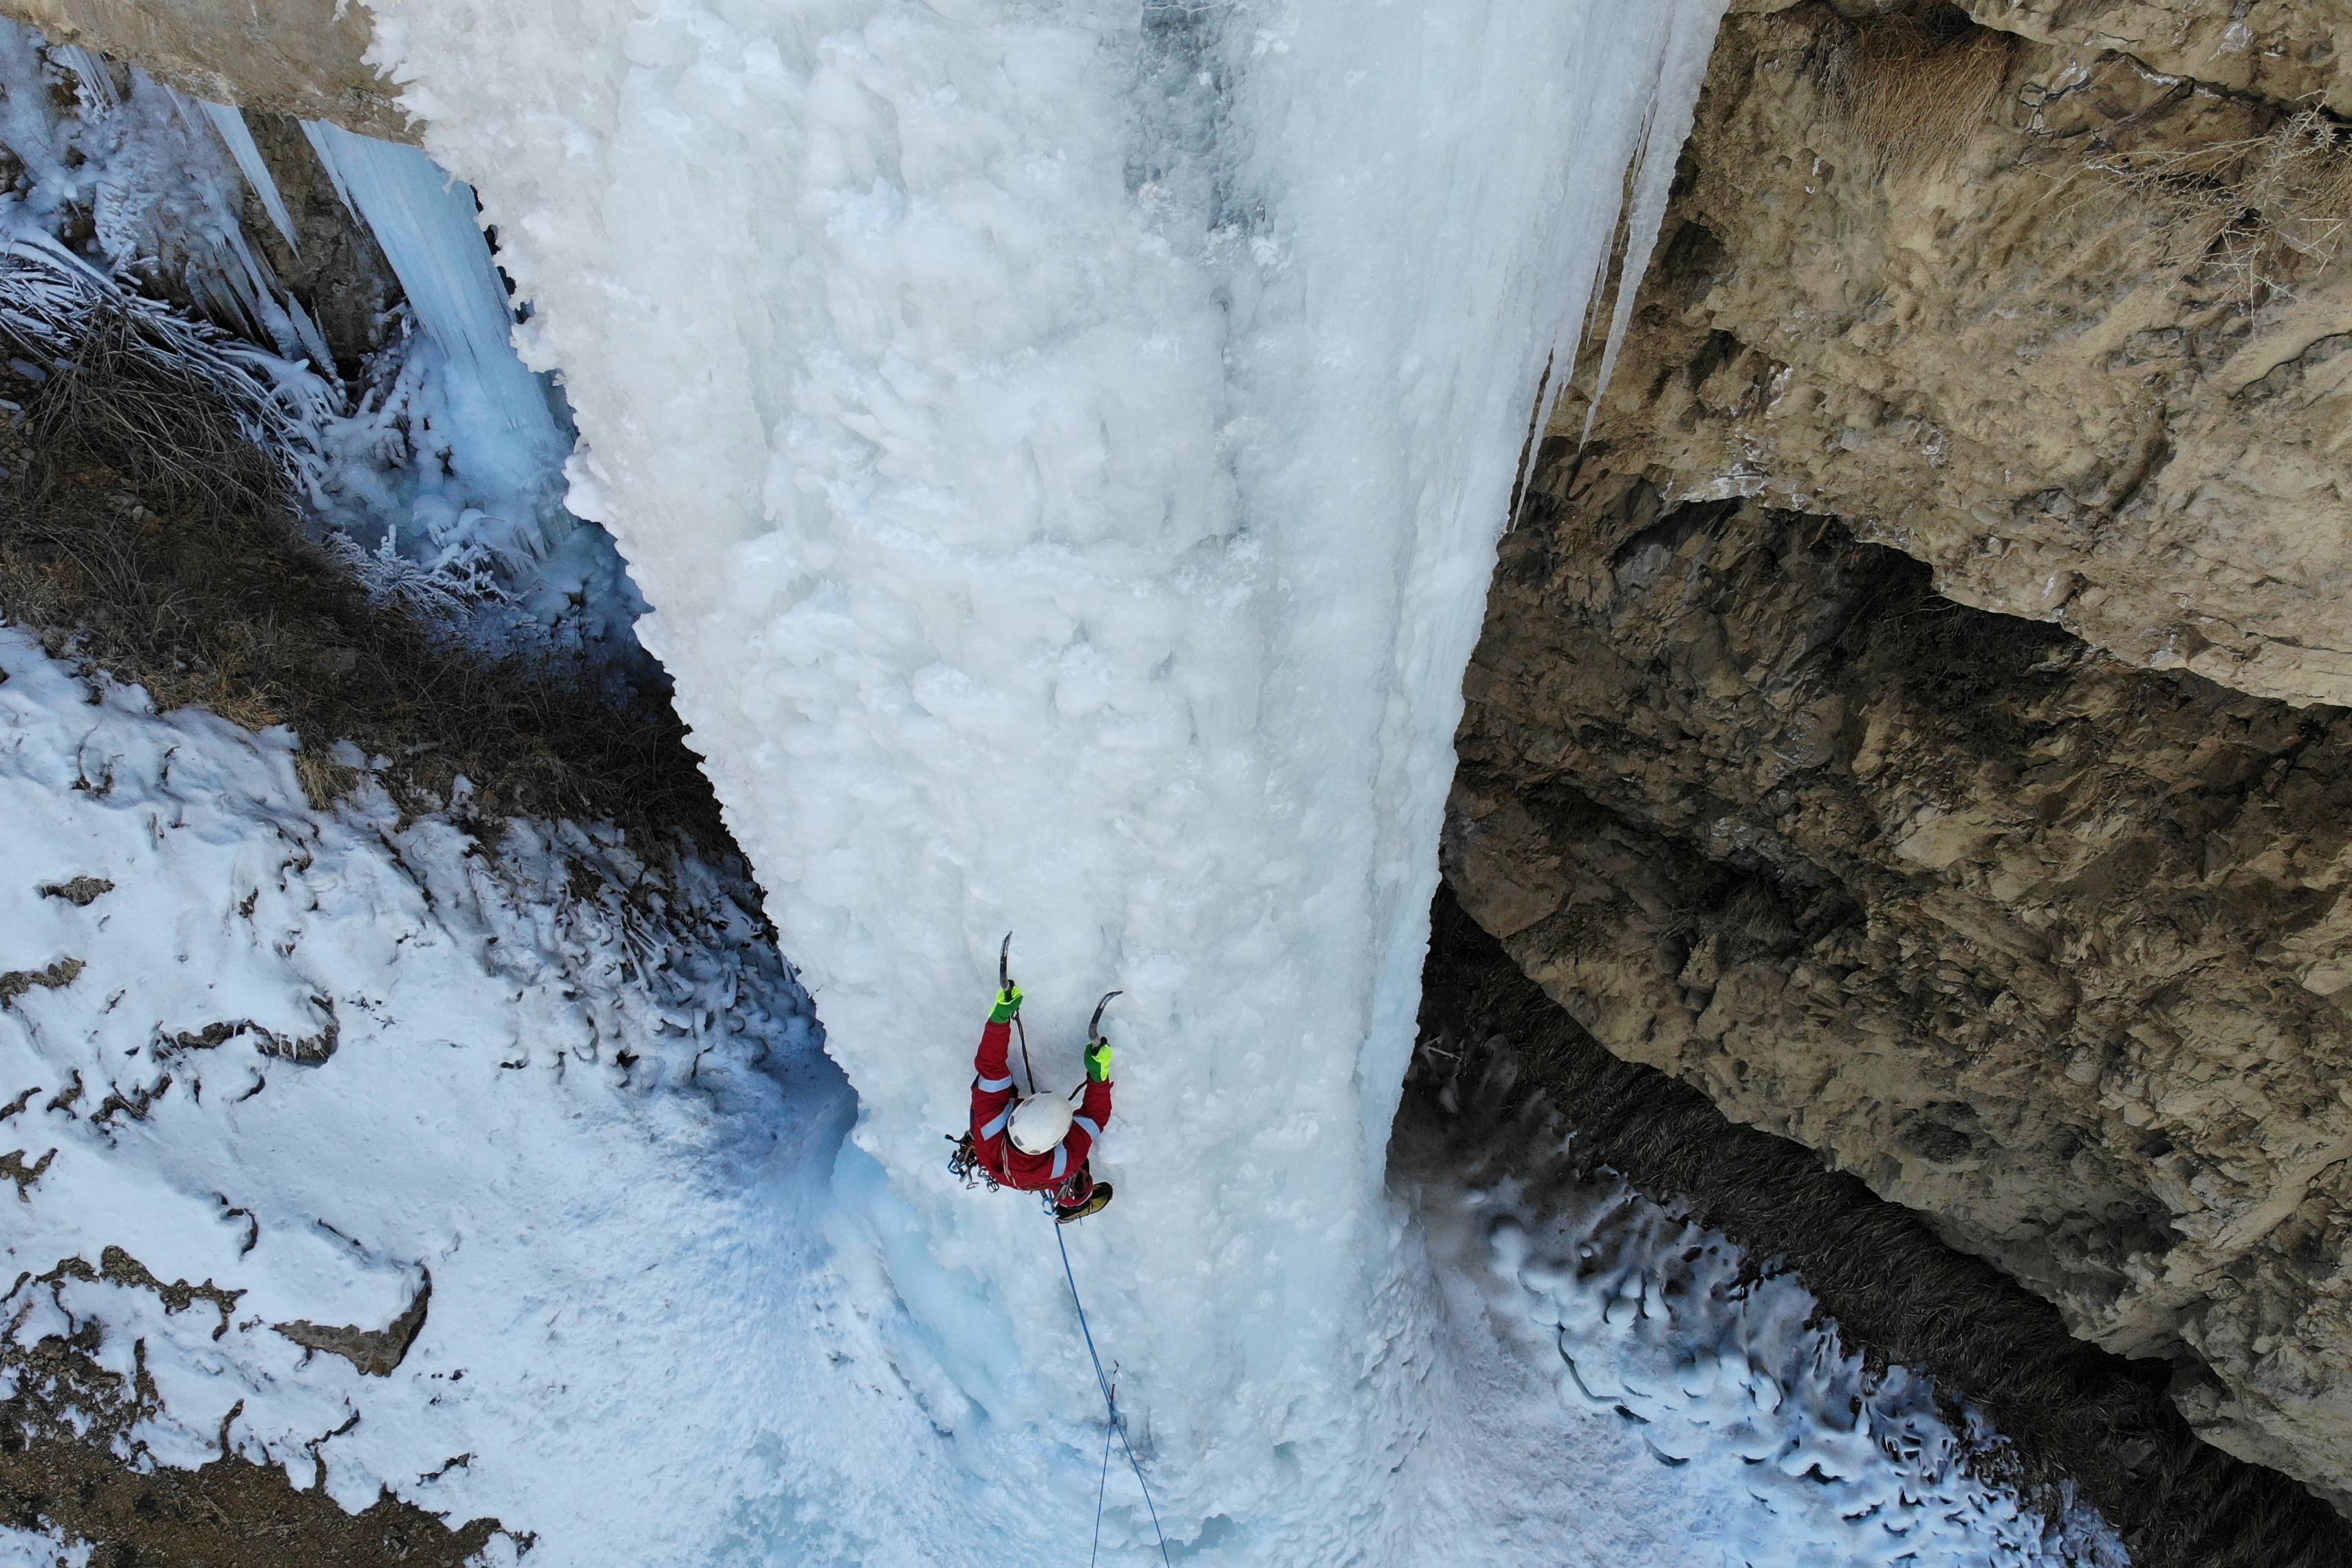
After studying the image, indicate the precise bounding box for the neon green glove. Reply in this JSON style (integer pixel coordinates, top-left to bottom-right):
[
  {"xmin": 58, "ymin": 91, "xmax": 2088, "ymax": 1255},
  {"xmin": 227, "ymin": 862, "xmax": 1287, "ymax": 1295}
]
[
  {"xmin": 990, "ymin": 986, "xmax": 1023, "ymax": 1023},
  {"xmin": 1085, "ymin": 1039, "xmax": 1113, "ymax": 1082}
]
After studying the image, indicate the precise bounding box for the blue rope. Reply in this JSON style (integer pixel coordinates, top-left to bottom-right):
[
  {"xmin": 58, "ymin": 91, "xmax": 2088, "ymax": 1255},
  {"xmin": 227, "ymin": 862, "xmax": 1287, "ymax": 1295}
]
[
  {"xmin": 1055, "ymin": 1220, "xmax": 1173, "ymax": 1566},
  {"xmin": 1090, "ymin": 1422, "xmax": 1112, "ymax": 1567}
]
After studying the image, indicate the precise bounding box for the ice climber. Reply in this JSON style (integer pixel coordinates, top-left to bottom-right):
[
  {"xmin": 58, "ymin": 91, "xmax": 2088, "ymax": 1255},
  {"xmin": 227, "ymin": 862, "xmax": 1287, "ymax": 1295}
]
[{"xmin": 959, "ymin": 982, "xmax": 1115, "ymax": 1223}]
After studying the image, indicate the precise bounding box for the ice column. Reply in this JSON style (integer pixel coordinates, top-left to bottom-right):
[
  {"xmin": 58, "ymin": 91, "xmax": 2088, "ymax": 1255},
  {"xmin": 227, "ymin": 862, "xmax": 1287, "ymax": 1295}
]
[
  {"xmin": 196, "ymin": 100, "xmax": 301, "ymax": 252},
  {"xmin": 362, "ymin": 0, "xmax": 1725, "ymax": 1556},
  {"xmin": 303, "ymin": 119, "xmax": 567, "ymax": 503}
]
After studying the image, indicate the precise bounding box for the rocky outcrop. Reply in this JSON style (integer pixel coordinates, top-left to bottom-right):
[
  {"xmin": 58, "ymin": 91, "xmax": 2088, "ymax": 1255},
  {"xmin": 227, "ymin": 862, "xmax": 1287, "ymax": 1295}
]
[
  {"xmin": 1450, "ymin": 466, "xmax": 2352, "ymax": 1505},
  {"xmin": 1444, "ymin": 0, "xmax": 2352, "ymax": 1507},
  {"xmin": 1583, "ymin": 1, "xmax": 2352, "ymax": 708},
  {"xmin": 0, "ymin": 0, "xmax": 407, "ymax": 139},
  {"xmin": 1407, "ymin": 889, "xmax": 2352, "ymax": 1567},
  {"xmin": 1962, "ymin": 0, "xmax": 2352, "ymax": 113}
]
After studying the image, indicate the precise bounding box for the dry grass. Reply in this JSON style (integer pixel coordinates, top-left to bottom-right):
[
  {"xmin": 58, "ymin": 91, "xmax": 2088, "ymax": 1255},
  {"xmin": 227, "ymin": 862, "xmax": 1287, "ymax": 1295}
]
[
  {"xmin": 2083, "ymin": 107, "xmax": 2352, "ymax": 304},
  {"xmin": 1842, "ymin": 7, "xmax": 2013, "ymax": 177},
  {"xmin": 0, "ymin": 298, "xmax": 726, "ymax": 852},
  {"xmin": 24, "ymin": 307, "xmax": 290, "ymax": 520}
]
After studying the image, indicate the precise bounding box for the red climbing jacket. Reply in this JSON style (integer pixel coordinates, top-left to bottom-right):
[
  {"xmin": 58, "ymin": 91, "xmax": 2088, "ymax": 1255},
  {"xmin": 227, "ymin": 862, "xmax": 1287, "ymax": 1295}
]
[{"xmin": 969, "ymin": 1019, "xmax": 1113, "ymax": 1198}]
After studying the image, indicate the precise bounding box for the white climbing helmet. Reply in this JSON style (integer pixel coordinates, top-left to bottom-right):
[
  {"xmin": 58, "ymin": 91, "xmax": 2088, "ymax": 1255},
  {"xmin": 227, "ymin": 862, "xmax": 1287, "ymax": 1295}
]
[{"xmin": 1010, "ymin": 1092, "xmax": 1076, "ymax": 1155}]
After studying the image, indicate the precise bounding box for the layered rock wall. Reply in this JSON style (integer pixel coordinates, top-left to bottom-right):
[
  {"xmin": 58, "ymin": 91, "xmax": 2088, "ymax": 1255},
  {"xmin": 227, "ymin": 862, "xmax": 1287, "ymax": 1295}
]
[
  {"xmin": 1454, "ymin": 0, "xmax": 2352, "ymax": 1509},
  {"xmin": 1451, "ymin": 471, "xmax": 2352, "ymax": 1504},
  {"xmin": 1593, "ymin": 0, "xmax": 2352, "ymax": 706}
]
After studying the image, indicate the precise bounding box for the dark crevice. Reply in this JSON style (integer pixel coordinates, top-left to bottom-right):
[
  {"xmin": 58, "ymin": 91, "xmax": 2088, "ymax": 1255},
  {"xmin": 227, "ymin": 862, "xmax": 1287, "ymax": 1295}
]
[{"xmin": 1407, "ymin": 886, "xmax": 2352, "ymax": 1568}]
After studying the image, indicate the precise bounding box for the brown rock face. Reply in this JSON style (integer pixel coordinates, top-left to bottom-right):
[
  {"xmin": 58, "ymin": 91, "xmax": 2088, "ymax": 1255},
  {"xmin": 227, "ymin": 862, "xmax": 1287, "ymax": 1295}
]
[
  {"xmin": 0, "ymin": 0, "xmax": 409, "ymax": 140},
  {"xmin": 1452, "ymin": 463, "xmax": 2352, "ymax": 1502},
  {"xmin": 1448, "ymin": 0, "xmax": 2352, "ymax": 1505},
  {"xmin": 1959, "ymin": 0, "xmax": 2352, "ymax": 114},
  {"xmin": 1586, "ymin": 3, "xmax": 2352, "ymax": 708}
]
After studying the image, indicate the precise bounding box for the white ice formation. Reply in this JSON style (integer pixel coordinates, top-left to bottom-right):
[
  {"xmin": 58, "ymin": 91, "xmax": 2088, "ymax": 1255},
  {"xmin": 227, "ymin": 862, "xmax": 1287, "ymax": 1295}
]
[{"xmin": 361, "ymin": 0, "xmax": 1735, "ymax": 1552}]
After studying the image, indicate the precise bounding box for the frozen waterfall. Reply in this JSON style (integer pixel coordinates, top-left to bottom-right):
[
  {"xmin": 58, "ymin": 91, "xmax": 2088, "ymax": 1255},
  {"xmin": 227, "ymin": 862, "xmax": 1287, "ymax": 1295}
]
[{"xmin": 360, "ymin": 0, "xmax": 1726, "ymax": 1558}]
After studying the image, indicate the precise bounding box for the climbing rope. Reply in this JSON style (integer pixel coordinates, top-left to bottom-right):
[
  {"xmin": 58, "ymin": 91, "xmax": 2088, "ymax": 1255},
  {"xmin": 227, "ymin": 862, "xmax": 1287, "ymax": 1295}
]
[
  {"xmin": 1054, "ymin": 1220, "xmax": 1173, "ymax": 1567},
  {"xmin": 1091, "ymin": 1423, "xmax": 1113, "ymax": 1567}
]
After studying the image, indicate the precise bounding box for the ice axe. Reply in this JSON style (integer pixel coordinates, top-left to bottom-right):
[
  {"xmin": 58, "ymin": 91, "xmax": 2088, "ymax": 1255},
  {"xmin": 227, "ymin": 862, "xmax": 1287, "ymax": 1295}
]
[
  {"xmin": 1088, "ymin": 990, "xmax": 1122, "ymax": 1045},
  {"xmin": 1067, "ymin": 990, "xmax": 1123, "ymax": 1102},
  {"xmin": 1001, "ymin": 931, "xmax": 1039, "ymax": 1095}
]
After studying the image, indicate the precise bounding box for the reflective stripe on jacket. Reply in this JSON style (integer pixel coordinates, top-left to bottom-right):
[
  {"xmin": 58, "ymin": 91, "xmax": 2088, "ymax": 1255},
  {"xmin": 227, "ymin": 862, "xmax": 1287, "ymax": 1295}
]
[{"xmin": 970, "ymin": 1018, "xmax": 1113, "ymax": 1192}]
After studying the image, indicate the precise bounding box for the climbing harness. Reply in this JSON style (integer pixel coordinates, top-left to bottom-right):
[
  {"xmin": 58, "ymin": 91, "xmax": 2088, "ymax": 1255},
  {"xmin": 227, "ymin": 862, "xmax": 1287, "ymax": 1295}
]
[
  {"xmin": 946, "ymin": 1130, "xmax": 1000, "ymax": 1191},
  {"xmin": 1055, "ymin": 1219, "xmax": 1171, "ymax": 1567}
]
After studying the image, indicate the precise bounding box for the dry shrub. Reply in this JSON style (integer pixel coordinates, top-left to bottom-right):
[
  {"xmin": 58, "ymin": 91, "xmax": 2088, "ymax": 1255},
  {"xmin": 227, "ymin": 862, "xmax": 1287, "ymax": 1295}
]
[
  {"xmin": 1844, "ymin": 7, "xmax": 2013, "ymax": 176},
  {"xmin": 24, "ymin": 306, "xmax": 291, "ymax": 521},
  {"xmin": 2086, "ymin": 107, "xmax": 2352, "ymax": 303},
  {"xmin": 0, "ymin": 325, "xmax": 726, "ymax": 852}
]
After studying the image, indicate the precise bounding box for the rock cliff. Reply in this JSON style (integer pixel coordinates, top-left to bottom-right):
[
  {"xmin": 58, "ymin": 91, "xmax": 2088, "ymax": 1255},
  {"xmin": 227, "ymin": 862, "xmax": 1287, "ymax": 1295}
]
[
  {"xmin": 1451, "ymin": 0, "xmax": 2352, "ymax": 1511},
  {"xmin": 1587, "ymin": 0, "xmax": 2352, "ymax": 708},
  {"xmin": 0, "ymin": 0, "xmax": 406, "ymax": 139}
]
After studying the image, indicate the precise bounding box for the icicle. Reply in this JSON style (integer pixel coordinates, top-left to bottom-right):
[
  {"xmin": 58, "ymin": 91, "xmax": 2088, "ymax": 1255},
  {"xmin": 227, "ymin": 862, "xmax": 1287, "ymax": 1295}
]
[
  {"xmin": 299, "ymin": 120, "xmax": 516, "ymax": 392},
  {"xmin": 300, "ymin": 121, "xmax": 357, "ymax": 215},
  {"xmin": 50, "ymin": 43, "xmax": 115, "ymax": 112},
  {"xmin": 218, "ymin": 215, "xmax": 334, "ymax": 369},
  {"xmin": 1580, "ymin": 0, "xmax": 1732, "ymax": 445},
  {"xmin": 194, "ymin": 100, "xmax": 301, "ymax": 253},
  {"xmin": 119, "ymin": 81, "xmax": 332, "ymax": 371},
  {"xmin": 299, "ymin": 118, "xmax": 563, "ymax": 477}
]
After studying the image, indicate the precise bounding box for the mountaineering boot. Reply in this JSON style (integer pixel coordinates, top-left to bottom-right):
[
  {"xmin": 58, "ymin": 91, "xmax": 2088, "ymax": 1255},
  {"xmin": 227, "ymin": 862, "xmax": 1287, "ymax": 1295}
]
[{"xmin": 1055, "ymin": 1182, "xmax": 1113, "ymax": 1224}]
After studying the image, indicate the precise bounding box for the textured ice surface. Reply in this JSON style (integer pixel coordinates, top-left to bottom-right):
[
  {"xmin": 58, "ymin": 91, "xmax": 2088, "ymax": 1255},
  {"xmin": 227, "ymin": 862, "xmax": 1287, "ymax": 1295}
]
[{"xmin": 360, "ymin": 0, "xmax": 1734, "ymax": 1551}]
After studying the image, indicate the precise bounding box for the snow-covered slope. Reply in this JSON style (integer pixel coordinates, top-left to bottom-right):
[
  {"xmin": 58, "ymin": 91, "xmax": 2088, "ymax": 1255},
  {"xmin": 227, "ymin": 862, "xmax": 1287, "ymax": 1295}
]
[
  {"xmin": 351, "ymin": 0, "xmax": 1728, "ymax": 1551},
  {"xmin": 0, "ymin": 631, "xmax": 863, "ymax": 1562}
]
